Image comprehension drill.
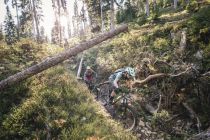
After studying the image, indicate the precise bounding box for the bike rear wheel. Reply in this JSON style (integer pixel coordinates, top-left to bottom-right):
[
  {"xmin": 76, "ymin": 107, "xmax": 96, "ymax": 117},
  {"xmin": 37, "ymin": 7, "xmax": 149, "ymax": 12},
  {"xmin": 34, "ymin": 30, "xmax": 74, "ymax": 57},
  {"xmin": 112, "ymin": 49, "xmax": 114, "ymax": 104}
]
[
  {"xmin": 113, "ymin": 105, "xmax": 136, "ymax": 131},
  {"xmin": 98, "ymin": 94, "xmax": 109, "ymax": 105}
]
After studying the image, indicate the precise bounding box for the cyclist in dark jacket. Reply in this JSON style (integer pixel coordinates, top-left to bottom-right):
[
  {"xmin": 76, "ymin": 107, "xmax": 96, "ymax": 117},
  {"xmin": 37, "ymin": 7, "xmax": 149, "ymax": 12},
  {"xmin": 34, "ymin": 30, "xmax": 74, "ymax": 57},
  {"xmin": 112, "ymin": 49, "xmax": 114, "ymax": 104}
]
[{"xmin": 83, "ymin": 66, "xmax": 97, "ymax": 89}]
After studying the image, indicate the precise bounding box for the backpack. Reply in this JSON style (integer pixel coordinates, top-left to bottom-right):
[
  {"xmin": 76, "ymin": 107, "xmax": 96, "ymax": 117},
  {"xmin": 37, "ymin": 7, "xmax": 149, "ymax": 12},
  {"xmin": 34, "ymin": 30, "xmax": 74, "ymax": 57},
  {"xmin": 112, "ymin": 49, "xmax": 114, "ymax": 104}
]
[{"xmin": 112, "ymin": 68, "xmax": 129, "ymax": 80}]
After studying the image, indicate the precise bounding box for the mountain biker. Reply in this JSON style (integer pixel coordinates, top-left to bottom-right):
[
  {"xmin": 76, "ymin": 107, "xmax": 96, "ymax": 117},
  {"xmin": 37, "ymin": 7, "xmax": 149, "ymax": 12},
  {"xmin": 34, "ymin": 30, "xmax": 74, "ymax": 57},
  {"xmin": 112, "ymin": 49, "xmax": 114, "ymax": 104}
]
[
  {"xmin": 83, "ymin": 66, "xmax": 97, "ymax": 89},
  {"xmin": 108, "ymin": 67, "xmax": 136, "ymax": 103}
]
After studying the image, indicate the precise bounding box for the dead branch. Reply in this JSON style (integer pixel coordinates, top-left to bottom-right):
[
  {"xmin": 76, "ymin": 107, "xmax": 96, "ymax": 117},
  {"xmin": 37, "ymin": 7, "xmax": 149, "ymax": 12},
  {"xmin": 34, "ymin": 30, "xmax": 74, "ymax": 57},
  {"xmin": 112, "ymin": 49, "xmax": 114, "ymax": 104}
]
[
  {"xmin": 155, "ymin": 94, "xmax": 162, "ymax": 113},
  {"xmin": 153, "ymin": 59, "xmax": 173, "ymax": 68},
  {"xmin": 202, "ymin": 71, "xmax": 210, "ymax": 76},
  {"xmin": 133, "ymin": 66, "xmax": 199, "ymax": 87},
  {"xmin": 169, "ymin": 67, "xmax": 192, "ymax": 77},
  {"xmin": 134, "ymin": 73, "xmax": 168, "ymax": 86},
  {"xmin": 165, "ymin": 114, "xmax": 182, "ymax": 123}
]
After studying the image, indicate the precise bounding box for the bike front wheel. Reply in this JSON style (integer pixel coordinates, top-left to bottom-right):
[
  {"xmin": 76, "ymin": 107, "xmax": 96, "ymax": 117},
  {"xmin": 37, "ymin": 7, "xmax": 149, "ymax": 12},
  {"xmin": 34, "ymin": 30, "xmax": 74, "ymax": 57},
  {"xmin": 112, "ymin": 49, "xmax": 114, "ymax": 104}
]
[{"xmin": 113, "ymin": 105, "xmax": 137, "ymax": 131}]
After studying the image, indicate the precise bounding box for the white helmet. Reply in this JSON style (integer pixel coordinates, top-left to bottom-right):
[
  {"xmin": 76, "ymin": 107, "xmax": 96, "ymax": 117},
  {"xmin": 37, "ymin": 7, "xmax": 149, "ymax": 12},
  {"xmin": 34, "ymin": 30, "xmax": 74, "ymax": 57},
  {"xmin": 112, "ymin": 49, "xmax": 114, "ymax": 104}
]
[{"xmin": 125, "ymin": 67, "xmax": 136, "ymax": 77}]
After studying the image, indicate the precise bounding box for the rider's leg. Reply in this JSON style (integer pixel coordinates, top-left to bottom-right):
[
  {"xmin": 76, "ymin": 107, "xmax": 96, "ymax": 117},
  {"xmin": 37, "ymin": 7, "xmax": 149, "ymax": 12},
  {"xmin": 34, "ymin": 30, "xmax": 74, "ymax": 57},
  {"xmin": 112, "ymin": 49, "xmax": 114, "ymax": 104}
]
[{"xmin": 109, "ymin": 90, "xmax": 116, "ymax": 103}]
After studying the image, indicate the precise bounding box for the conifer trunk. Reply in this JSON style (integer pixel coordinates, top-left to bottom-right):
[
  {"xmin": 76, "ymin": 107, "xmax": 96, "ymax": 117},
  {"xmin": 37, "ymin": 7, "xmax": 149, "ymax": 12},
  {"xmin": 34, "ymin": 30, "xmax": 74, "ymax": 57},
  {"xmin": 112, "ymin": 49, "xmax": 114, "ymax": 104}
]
[
  {"xmin": 174, "ymin": 0, "xmax": 178, "ymax": 9},
  {"xmin": 146, "ymin": 0, "xmax": 150, "ymax": 17},
  {"xmin": 32, "ymin": 0, "xmax": 40, "ymax": 41},
  {"xmin": 110, "ymin": 0, "xmax": 115, "ymax": 31}
]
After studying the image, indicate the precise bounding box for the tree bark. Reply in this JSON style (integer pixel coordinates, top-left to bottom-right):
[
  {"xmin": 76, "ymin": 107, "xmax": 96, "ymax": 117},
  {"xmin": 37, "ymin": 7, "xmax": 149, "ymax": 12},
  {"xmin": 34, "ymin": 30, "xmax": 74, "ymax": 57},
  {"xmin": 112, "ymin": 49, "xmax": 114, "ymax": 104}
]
[
  {"xmin": 0, "ymin": 24, "xmax": 128, "ymax": 91},
  {"xmin": 110, "ymin": 0, "xmax": 115, "ymax": 31},
  {"xmin": 32, "ymin": 0, "xmax": 40, "ymax": 41},
  {"xmin": 145, "ymin": 0, "xmax": 150, "ymax": 17},
  {"xmin": 14, "ymin": 0, "xmax": 20, "ymax": 40},
  {"xmin": 100, "ymin": 0, "xmax": 104, "ymax": 32},
  {"xmin": 29, "ymin": 0, "xmax": 36, "ymax": 40},
  {"xmin": 57, "ymin": 0, "xmax": 62, "ymax": 46},
  {"xmin": 174, "ymin": 0, "xmax": 178, "ymax": 9}
]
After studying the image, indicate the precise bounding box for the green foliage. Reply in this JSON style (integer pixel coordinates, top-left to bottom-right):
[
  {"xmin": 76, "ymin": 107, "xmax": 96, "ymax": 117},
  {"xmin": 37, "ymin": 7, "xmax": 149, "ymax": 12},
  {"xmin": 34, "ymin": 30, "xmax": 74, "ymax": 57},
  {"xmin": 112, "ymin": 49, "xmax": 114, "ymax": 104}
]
[
  {"xmin": 150, "ymin": 2, "xmax": 160, "ymax": 21},
  {"xmin": 151, "ymin": 110, "xmax": 170, "ymax": 126},
  {"xmin": 51, "ymin": 20, "xmax": 60, "ymax": 44},
  {"xmin": 203, "ymin": 43, "xmax": 210, "ymax": 70},
  {"xmin": 0, "ymin": 40, "xmax": 135, "ymax": 139},
  {"xmin": 116, "ymin": 1, "xmax": 137, "ymax": 23},
  {"xmin": 4, "ymin": 6, "xmax": 17, "ymax": 45},
  {"xmin": 86, "ymin": 0, "xmax": 101, "ymax": 25},
  {"xmin": 158, "ymin": 0, "xmax": 172, "ymax": 8},
  {"xmin": 0, "ymin": 67, "xmax": 135, "ymax": 139},
  {"xmin": 19, "ymin": 0, "xmax": 43, "ymax": 37},
  {"xmin": 152, "ymin": 37, "xmax": 170, "ymax": 52},
  {"xmin": 186, "ymin": 0, "xmax": 199, "ymax": 12},
  {"xmin": 135, "ymin": 14, "xmax": 147, "ymax": 26},
  {"xmin": 187, "ymin": 6, "xmax": 210, "ymax": 45},
  {"xmin": 0, "ymin": 38, "xmax": 62, "ymax": 80}
]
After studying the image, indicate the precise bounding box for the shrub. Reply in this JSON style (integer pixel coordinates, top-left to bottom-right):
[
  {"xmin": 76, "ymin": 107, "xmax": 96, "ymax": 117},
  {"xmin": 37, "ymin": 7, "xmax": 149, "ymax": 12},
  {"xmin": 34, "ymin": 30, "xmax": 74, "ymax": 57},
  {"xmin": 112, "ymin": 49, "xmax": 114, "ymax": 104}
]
[
  {"xmin": 153, "ymin": 37, "xmax": 170, "ymax": 52},
  {"xmin": 136, "ymin": 14, "xmax": 147, "ymax": 26},
  {"xmin": 186, "ymin": 0, "xmax": 199, "ymax": 12}
]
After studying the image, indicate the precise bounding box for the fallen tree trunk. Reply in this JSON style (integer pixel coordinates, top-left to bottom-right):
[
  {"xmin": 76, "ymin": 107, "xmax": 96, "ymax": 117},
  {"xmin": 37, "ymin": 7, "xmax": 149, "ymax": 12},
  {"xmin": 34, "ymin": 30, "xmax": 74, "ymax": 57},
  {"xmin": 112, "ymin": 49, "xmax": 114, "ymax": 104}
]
[{"xmin": 0, "ymin": 24, "xmax": 128, "ymax": 91}]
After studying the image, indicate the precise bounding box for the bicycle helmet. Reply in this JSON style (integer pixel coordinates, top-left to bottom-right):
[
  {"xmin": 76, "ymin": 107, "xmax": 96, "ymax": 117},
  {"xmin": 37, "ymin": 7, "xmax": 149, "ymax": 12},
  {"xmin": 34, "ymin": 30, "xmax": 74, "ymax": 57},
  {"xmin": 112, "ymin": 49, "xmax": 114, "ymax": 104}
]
[{"xmin": 125, "ymin": 67, "xmax": 136, "ymax": 77}]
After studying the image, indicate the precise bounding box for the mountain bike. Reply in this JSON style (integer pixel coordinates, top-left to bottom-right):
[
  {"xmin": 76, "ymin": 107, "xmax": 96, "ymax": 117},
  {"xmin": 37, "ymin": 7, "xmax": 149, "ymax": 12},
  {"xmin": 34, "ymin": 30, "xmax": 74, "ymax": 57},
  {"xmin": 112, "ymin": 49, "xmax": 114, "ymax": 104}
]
[
  {"xmin": 85, "ymin": 80, "xmax": 137, "ymax": 131},
  {"xmin": 101, "ymin": 87, "xmax": 137, "ymax": 131}
]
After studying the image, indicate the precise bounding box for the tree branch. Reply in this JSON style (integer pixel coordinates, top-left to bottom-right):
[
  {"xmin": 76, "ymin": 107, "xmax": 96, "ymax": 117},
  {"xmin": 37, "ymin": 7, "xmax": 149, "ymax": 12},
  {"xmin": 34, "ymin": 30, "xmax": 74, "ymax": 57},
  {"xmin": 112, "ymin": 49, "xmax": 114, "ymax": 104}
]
[
  {"xmin": 133, "ymin": 73, "xmax": 168, "ymax": 86},
  {"xmin": 133, "ymin": 66, "xmax": 199, "ymax": 87}
]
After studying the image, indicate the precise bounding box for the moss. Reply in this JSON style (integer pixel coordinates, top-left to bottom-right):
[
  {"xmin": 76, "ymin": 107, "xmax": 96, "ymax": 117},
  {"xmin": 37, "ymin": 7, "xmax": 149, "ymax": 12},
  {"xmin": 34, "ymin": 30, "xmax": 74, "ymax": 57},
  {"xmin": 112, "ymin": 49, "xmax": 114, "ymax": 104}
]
[{"xmin": 0, "ymin": 67, "xmax": 136, "ymax": 139}]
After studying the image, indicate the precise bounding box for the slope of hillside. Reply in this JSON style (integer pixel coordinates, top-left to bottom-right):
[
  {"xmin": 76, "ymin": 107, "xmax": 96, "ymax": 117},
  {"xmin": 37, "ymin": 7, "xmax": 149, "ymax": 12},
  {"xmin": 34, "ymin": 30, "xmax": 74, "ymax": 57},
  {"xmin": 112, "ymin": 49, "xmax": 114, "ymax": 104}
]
[{"xmin": 0, "ymin": 40, "xmax": 136, "ymax": 139}]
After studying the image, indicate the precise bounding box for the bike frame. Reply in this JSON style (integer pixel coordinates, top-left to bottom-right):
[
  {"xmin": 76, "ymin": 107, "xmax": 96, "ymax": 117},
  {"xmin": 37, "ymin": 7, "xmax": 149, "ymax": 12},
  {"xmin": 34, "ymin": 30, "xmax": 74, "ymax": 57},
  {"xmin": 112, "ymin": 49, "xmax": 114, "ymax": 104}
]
[{"xmin": 112, "ymin": 93, "xmax": 132, "ymax": 106}]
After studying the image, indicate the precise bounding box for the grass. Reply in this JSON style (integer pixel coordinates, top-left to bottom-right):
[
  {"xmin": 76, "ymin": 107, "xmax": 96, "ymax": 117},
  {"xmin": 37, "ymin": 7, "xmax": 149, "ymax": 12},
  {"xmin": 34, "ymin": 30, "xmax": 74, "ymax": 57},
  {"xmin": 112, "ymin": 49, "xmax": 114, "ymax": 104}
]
[
  {"xmin": 0, "ymin": 39, "xmax": 136, "ymax": 139},
  {"xmin": 0, "ymin": 66, "xmax": 136, "ymax": 139}
]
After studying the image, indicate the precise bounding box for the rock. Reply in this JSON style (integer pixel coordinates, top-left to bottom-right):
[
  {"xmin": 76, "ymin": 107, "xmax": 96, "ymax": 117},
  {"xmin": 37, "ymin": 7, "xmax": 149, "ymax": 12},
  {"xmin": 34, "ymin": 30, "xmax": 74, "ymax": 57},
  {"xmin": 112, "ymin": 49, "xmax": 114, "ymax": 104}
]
[
  {"xmin": 136, "ymin": 133, "xmax": 142, "ymax": 138},
  {"xmin": 151, "ymin": 132, "xmax": 157, "ymax": 135},
  {"xmin": 180, "ymin": 29, "xmax": 187, "ymax": 50},
  {"xmin": 145, "ymin": 122, "xmax": 151, "ymax": 129},
  {"xmin": 139, "ymin": 120, "xmax": 145, "ymax": 127},
  {"xmin": 141, "ymin": 129, "xmax": 145, "ymax": 133},
  {"xmin": 0, "ymin": 67, "xmax": 5, "ymax": 70},
  {"xmin": 147, "ymin": 130, "xmax": 152, "ymax": 135},
  {"xmin": 194, "ymin": 50, "xmax": 203, "ymax": 60},
  {"xmin": 81, "ymin": 117, "xmax": 87, "ymax": 121}
]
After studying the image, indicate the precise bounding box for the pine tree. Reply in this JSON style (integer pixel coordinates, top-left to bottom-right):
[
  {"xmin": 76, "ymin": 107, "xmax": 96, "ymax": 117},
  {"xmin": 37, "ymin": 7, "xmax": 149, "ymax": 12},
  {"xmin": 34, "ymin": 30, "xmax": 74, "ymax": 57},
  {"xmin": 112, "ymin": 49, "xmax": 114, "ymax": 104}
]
[
  {"xmin": 4, "ymin": 6, "xmax": 17, "ymax": 45},
  {"xmin": 4, "ymin": 0, "xmax": 20, "ymax": 40}
]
